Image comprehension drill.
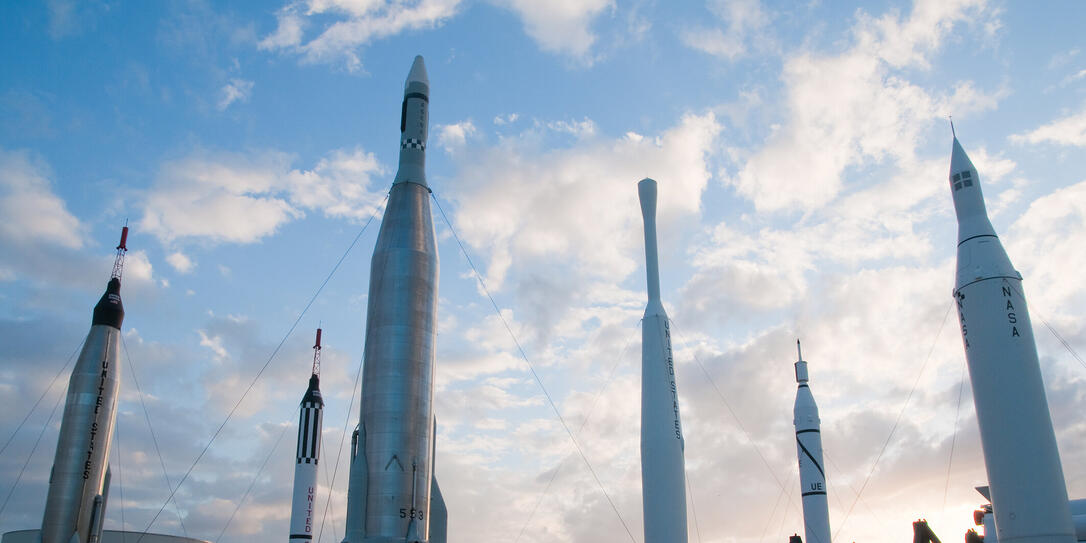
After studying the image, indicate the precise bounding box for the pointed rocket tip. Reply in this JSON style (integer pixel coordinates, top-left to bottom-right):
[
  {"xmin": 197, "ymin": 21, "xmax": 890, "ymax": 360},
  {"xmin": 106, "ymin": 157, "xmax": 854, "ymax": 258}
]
[
  {"xmin": 949, "ymin": 115, "xmax": 956, "ymax": 138},
  {"xmin": 949, "ymin": 132, "xmax": 976, "ymax": 175},
  {"xmin": 406, "ymin": 55, "xmax": 428, "ymax": 88}
]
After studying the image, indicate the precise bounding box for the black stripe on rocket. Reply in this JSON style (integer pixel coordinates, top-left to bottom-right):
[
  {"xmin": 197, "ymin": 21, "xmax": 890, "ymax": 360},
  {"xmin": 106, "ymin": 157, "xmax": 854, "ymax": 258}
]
[
  {"xmin": 297, "ymin": 403, "xmax": 322, "ymax": 464},
  {"xmin": 796, "ymin": 433, "xmax": 825, "ymax": 479}
]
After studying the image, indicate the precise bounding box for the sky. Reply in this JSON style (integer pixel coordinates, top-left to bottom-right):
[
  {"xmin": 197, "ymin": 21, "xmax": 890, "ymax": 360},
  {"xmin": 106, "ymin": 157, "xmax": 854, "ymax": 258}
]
[{"xmin": 2, "ymin": 0, "xmax": 1086, "ymax": 542}]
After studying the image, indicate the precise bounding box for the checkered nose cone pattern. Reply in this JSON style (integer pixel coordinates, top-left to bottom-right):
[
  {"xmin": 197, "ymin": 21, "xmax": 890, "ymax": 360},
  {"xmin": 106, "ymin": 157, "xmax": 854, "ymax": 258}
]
[{"xmin": 401, "ymin": 138, "xmax": 426, "ymax": 150}]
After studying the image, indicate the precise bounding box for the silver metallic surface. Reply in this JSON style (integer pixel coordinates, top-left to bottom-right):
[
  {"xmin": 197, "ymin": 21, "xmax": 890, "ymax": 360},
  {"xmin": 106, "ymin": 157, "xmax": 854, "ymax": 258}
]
[
  {"xmin": 344, "ymin": 55, "xmax": 438, "ymax": 543},
  {"xmin": 40, "ymin": 323, "xmax": 121, "ymax": 543}
]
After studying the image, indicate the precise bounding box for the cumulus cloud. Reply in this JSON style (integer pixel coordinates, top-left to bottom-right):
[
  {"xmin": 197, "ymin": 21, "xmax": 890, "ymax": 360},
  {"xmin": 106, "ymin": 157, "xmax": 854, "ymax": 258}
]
[
  {"xmin": 139, "ymin": 147, "xmax": 386, "ymax": 245},
  {"xmin": 259, "ymin": 0, "xmax": 462, "ymax": 71},
  {"xmin": 1010, "ymin": 107, "xmax": 1086, "ymax": 147},
  {"xmin": 448, "ymin": 112, "xmax": 720, "ymax": 294},
  {"xmin": 0, "ymin": 149, "xmax": 83, "ymax": 249},
  {"xmin": 167, "ymin": 251, "xmax": 196, "ymax": 274},
  {"xmin": 728, "ymin": 0, "xmax": 996, "ymax": 212},
  {"xmin": 492, "ymin": 0, "xmax": 614, "ymax": 61},
  {"xmin": 434, "ymin": 120, "xmax": 476, "ymax": 153}
]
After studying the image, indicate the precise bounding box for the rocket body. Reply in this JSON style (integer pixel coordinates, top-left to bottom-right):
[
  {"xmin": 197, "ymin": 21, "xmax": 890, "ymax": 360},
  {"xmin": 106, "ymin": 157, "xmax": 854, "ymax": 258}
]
[
  {"xmin": 344, "ymin": 55, "xmax": 445, "ymax": 543},
  {"xmin": 41, "ymin": 278, "xmax": 124, "ymax": 543},
  {"xmin": 793, "ymin": 350, "xmax": 830, "ymax": 543},
  {"xmin": 949, "ymin": 136, "xmax": 1074, "ymax": 543},
  {"xmin": 638, "ymin": 178, "xmax": 688, "ymax": 543},
  {"xmin": 289, "ymin": 375, "xmax": 323, "ymax": 543}
]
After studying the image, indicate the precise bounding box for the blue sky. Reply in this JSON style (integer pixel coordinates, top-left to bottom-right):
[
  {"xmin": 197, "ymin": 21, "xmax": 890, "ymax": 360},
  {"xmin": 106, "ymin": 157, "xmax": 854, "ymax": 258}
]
[{"xmin": 2, "ymin": 1, "xmax": 1086, "ymax": 542}]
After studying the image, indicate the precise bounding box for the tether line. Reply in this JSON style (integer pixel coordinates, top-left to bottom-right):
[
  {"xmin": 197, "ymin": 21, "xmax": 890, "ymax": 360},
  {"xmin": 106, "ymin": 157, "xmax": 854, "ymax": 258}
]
[{"xmin": 431, "ymin": 193, "xmax": 638, "ymax": 543}]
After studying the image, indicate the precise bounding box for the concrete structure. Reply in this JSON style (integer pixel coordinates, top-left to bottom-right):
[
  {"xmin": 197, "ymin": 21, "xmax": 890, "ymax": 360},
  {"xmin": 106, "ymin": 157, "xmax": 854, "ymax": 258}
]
[{"xmin": 2, "ymin": 530, "xmax": 207, "ymax": 543}]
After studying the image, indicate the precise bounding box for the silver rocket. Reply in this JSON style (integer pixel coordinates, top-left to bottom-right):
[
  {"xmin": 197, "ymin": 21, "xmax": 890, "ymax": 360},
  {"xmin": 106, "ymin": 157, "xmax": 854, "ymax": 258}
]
[
  {"xmin": 289, "ymin": 328, "xmax": 324, "ymax": 543},
  {"xmin": 793, "ymin": 341, "xmax": 830, "ymax": 543},
  {"xmin": 40, "ymin": 227, "xmax": 128, "ymax": 543},
  {"xmin": 343, "ymin": 55, "xmax": 447, "ymax": 543},
  {"xmin": 637, "ymin": 178, "xmax": 688, "ymax": 543},
  {"xmin": 949, "ymin": 132, "xmax": 1074, "ymax": 543}
]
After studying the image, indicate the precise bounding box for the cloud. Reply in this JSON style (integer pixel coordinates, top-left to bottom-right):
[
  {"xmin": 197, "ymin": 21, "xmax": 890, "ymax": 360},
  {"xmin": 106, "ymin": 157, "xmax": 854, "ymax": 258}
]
[
  {"xmin": 681, "ymin": 0, "xmax": 771, "ymax": 60},
  {"xmin": 45, "ymin": 0, "xmax": 107, "ymax": 39},
  {"xmin": 491, "ymin": 0, "xmax": 614, "ymax": 61},
  {"xmin": 1009, "ymin": 107, "xmax": 1086, "ymax": 147},
  {"xmin": 139, "ymin": 147, "xmax": 386, "ymax": 245},
  {"xmin": 0, "ymin": 149, "xmax": 83, "ymax": 249},
  {"xmin": 434, "ymin": 120, "xmax": 476, "ymax": 153},
  {"xmin": 217, "ymin": 78, "xmax": 254, "ymax": 110},
  {"xmin": 727, "ymin": 0, "xmax": 995, "ymax": 212},
  {"xmin": 448, "ymin": 112, "xmax": 720, "ymax": 295},
  {"xmin": 166, "ymin": 251, "xmax": 196, "ymax": 274},
  {"xmin": 259, "ymin": 0, "xmax": 462, "ymax": 71}
]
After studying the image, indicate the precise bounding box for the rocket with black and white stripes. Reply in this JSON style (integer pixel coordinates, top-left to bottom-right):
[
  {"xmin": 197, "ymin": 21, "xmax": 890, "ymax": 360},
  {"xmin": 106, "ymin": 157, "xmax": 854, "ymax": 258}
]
[
  {"xmin": 289, "ymin": 328, "xmax": 324, "ymax": 543},
  {"xmin": 793, "ymin": 341, "xmax": 831, "ymax": 543}
]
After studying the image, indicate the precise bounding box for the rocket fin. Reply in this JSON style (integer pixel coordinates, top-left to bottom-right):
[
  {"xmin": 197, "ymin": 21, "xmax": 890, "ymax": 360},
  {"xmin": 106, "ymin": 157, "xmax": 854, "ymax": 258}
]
[
  {"xmin": 430, "ymin": 475, "xmax": 447, "ymax": 543},
  {"xmin": 343, "ymin": 424, "xmax": 368, "ymax": 543}
]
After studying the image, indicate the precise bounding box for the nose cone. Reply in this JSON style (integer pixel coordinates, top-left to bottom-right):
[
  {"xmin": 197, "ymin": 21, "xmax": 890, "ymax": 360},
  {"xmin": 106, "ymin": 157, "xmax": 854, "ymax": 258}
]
[
  {"xmin": 947, "ymin": 135, "xmax": 995, "ymax": 240},
  {"xmin": 405, "ymin": 55, "xmax": 428, "ymax": 90},
  {"xmin": 950, "ymin": 136, "xmax": 977, "ymax": 179}
]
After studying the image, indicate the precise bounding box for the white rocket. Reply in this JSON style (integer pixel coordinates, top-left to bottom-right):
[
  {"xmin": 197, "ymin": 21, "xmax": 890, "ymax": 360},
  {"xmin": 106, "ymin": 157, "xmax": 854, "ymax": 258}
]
[
  {"xmin": 289, "ymin": 328, "xmax": 324, "ymax": 543},
  {"xmin": 343, "ymin": 55, "xmax": 447, "ymax": 543},
  {"xmin": 40, "ymin": 227, "xmax": 128, "ymax": 543},
  {"xmin": 948, "ymin": 131, "xmax": 1075, "ymax": 543},
  {"xmin": 793, "ymin": 341, "xmax": 830, "ymax": 543},
  {"xmin": 637, "ymin": 178, "xmax": 688, "ymax": 543}
]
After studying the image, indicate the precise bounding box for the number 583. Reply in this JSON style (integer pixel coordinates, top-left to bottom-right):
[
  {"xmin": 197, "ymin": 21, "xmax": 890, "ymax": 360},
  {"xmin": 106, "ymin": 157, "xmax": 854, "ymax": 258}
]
[{"xmin": 399, "ymin": 508, "xmax": 424, "ymax": 520}]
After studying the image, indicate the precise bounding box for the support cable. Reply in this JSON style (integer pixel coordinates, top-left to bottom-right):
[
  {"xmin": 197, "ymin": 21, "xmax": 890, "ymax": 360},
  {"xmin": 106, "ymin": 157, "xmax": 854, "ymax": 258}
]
[
  {"xmin": 136, "ymin": 195, "xmax": 386, "ymax": 541},
  {"xmin": 0, "ymin": 340, "xmax": 81, "ymax": 457},
  {"xmin": 943, "ymin": 357, "xmax": 968, "ymax": 509},
  {"xmin": 513, "ymin": 324, "xmax": 640, "ymax": 543},
  {"xmin": 668, "ymin": 321, "xmax": 786, "ymax": 491},
  {"xmin": 834, "ymin": 301, "xmax": 953, "ymax": 541},
  {"xmin": 317, "ymin": 345, "xmax": 366, "ymax": 543},
  {"xmin": 0, "ymin": 377, "xmax": 65, "ymax": 518},
  {"xmin": 121, "ymin": 334, "xmax": 188, "ymax": 535},
  {"xmin": 431, "ymin": 193, "xmax": 638, "ymax": 543},
  {"xmin": 686, "ymin": 468, "xmax": 703, "ymax": 543},
  {"xmin": 214, "ymin": 423, "xmax": 291, "ymax": 543}
]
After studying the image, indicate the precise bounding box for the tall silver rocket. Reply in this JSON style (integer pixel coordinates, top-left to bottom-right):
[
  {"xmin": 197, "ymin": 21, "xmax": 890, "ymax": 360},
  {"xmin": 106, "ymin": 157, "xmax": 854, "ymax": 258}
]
[
  {"xmin": 343, "ymin": 55, "xmax": 447, "ymax": 543},
  {"xmin": 289, "ymin": 328, "xmax": 324, "ymax": 543},
  {"xmin": 793, "ymin": 341, "xmax": 830, "ymax": 543},
  {"xmin": 948, "ymin": 132, "xmax": 1074, "ymax": 543},
  {"xmin": 40, "ymin": 227, "xmax": 128, "ymax": 543},
  {"xmin": 637, "ymin": 178, "xmax": 688, "ymax": 543}
]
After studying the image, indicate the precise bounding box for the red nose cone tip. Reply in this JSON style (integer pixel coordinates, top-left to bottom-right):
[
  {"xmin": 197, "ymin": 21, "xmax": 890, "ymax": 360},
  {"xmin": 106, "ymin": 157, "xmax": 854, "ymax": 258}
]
[{"xmin": 406, "ymin": 55, "xmax": 428, "ymax": 88}]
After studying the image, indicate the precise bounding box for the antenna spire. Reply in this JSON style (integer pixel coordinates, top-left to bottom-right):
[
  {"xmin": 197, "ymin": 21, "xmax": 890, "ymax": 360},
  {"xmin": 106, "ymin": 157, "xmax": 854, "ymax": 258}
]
[
  {"xmin": 796, "ymin": 339, "xmax": 803, "ymax": 362},
  {"xmin": 111, "ymin": 221, "xmax": 129, "ymax": 280},
  {"xmin": 950, "ymin": 115, "xmax": 956, "ymax": 138},
  {"xmin": 311, "ymin": 327, "xmax": 322, "ymax": 377}
]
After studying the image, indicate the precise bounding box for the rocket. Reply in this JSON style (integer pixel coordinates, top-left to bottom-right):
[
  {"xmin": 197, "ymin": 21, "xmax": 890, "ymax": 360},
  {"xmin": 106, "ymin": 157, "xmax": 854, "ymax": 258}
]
[
  {"xmin": 343, "ymin": 55, "xmax": 447, "ymax": 543},
  {"xmin": 289, "ymin": 328, "xmax": 325, "ymax": 543},
  {"xmin": 637, "ymin": 178, "xmax": 688, "ymax": 543},
  {"xmin": 793, "ymin": 341, "xmax": 830, "ymax": 543},
  {"xmin": 40, "ymin": 227, "xmax": 128, "ymax": 543},
  {"xmin": 948, "ymin": 131, "xmax": 1075, "ymax": 543}
]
